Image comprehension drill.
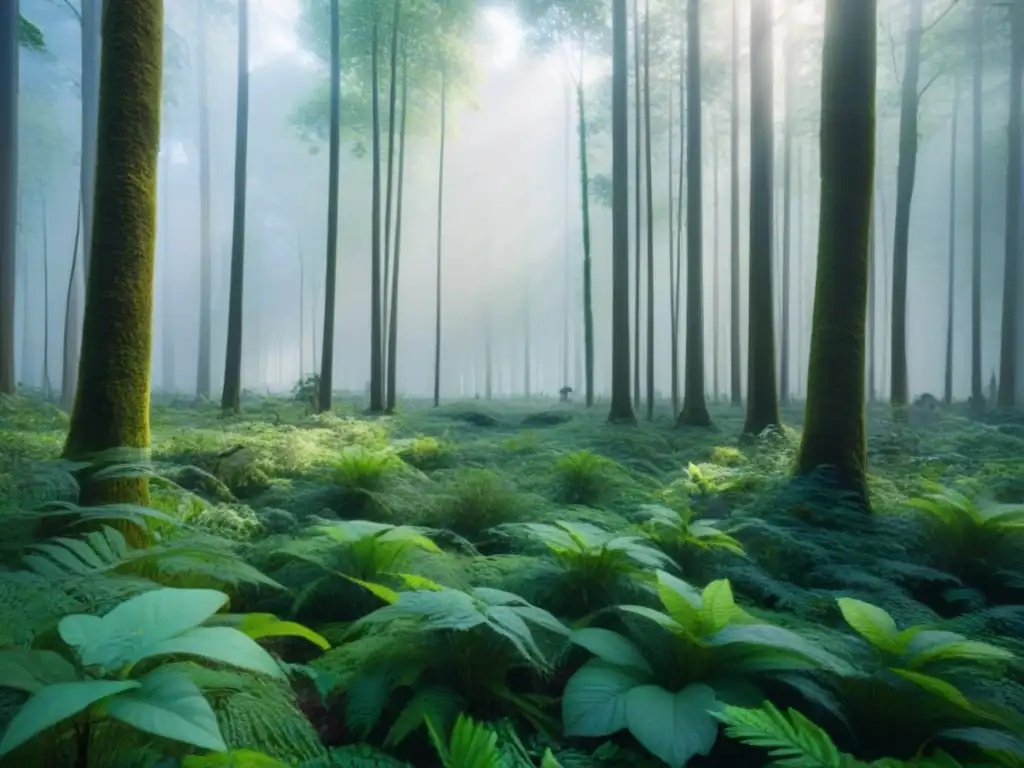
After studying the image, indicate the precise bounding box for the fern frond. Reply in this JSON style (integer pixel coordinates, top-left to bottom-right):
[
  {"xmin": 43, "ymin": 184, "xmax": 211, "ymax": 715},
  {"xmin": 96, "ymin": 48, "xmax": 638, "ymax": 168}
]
[{"xmin": 713, "ymin": 702, "xmax": 854, "ymax": 767}]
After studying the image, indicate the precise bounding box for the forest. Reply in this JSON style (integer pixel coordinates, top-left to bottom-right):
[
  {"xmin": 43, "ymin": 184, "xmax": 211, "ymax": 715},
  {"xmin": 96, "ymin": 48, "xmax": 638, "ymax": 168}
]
[{"xmin": 0, "ymin": 0, "xmax": 1022, "ymax": 765}]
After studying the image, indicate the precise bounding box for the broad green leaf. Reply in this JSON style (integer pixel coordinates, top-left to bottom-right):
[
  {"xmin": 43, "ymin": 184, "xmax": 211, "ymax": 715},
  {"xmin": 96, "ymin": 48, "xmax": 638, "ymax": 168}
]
[
  {"xmin": 0, "ymin": 679, "xmax": 140, "ymax": 756},
  {"xmin": 708, "ymin": 624, "xmax": 850, "ymax": 673},
  {"xmin": 700, "ymin": 580, "xmax": 736, "ymax": 634},
  {"xmin": 361, "ymin": 589, "xmax": 485, "ymax": 631},
  {"xmin": 106, "ymin": 670, "xmax": 227, "ymax": 752},
  {"xmin": 653, "ymin": 572, "xmax": 702, "ymax": 634},
  {"xmin": 904, "ymin": 631, "xmax": 1013, "ymax": 669},
  {"xmin": 618, "ymin": 604, "xmax": 686, "ymax": 634},
  {"xmin": 890, "ymin": 668, "xmax": 971, "ymax": 710},
  {"xmin": 62, "ymin": 588, "xmax": 229, "ymax": 670},
  {"xmin": 836, "ymin": 598, "xmax": 902, "ymax": 654},
  {"xmin": 342, "ymin": 575, "xmax": 400, "ymax": 603},
  {"xmin": 144, "ymin": 627, "xmax": 285, "ymax": 678},
  {"xmin": 623, "ymin": 683, "xmax": 718, "ymax": 767},
  {"xmin": 562, "ymin": 658, "xmax": 642, "ymax": 738},
  {"xmin": 0, "ymin": 649, "xmax": 78, "ymax": 693},
  {"xmin": 208, "ymin": 613, "xmax": 330, "ymax": 650},
  {"xmin": 570, "ymin": 627, "xmax": 653, "ymax": 675}
]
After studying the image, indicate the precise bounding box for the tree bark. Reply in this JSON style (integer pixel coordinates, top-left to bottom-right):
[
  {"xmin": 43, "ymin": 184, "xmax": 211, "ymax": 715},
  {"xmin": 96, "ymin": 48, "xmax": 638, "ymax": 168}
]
[
  {"xmin": 195, "ymin": 0, "xmax": 212, "ymax": 398},
  {"xmin": 220, "ymin": 0, "xmax": 250, "ymax": 413},
  {"xmin": 433, "ymin": 59, "xmax": 446, "ymax": 407},
  {"xmin": 632, "ymin": 0, "xmax": 642, "ymax": 410},
  {"xmin": 609, "ymin": 0, "xmax": 635, "ymax": 424},
  {"xmin": 643, "ymin": 0, "xmax": 655, "ymax": 420},
  {"xmin": 729, "ymin": 0, "xmax": 742, "ymax": 406},
  {"xmin": 970, "ymin": 0, "xmax": 983, "ymax": 411},
  {"xmin": 63, "ymin": 0, "xmax": 163, "ymax": 537},
  {"xmin": 944, "ymin": 74, "xmax": 960, "ymax": 406},
  {"xmin": 743, "ymin": 0, "xmax": 781, "ymax": 435},
  {"xmin": 0, "ymin": 0, "xmax": 17, "ymax": 395},
  {"xmin": 368, "ymin": 15, "xmax": 384, "ymax": 412},
  {"xmin": 318, "ymin": 0, "xmax": 341, "ymax": 412},
  {"xmin": 796, "ymin": 0, "xmax": 876, "ymax": 504},
  {"xmin": 385, "ymin": 45, "xmax": 408, "ymax": 413}
]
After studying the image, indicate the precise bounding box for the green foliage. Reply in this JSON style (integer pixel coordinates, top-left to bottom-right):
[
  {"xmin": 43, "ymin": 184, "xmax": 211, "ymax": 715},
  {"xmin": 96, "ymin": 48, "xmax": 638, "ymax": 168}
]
[
  {"xmin": 424, "ymin": 468, "xmax": 526, "ymax": 542},
  {"xmin": 328, "ymin": 447, "xmax": 407, "ymax": 516},
  {"xmin": 635, "ymin": 503, "xmax": 746, "ymax": 565},
  {"xmin": 395, "ymin": 436, "xmax": 455, "ymax": 471},
  {"xmin": 0, "ymin": 588, "xmax": 287, "ymax": 757},
  {"xmin": 904, "ymin": 485, "xmax": 1024, "ymax": 591},
  {"xmin": 275, "ymin": 518, "xmax": 446, "ymax": 621},
  {"xmin": 552, "ymin": 450, "xmax": 618, "ymax": 506},
  {"xmin": 426, "ymin": 713, "xmax": 564, "ymax": 768},
  {"xmin": 561, "ymin": 571, "xmax": 847, "ymax": 766},
  {"xmin": 18, "ymin": 16, "xmax": 45, "ymax": 52},
  {"xmin": 498, "ymin": 520, "xmax": 673, "ymax": 616}
]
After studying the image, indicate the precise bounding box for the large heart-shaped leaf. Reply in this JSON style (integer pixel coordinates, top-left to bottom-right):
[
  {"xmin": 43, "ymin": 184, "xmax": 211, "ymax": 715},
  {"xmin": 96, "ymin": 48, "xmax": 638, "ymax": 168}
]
[
  {"xmin": 106, "ymin": 670, "xmax": 227, "ymax": 752},
  {"xmin": 0, "ymin": 679, "xmax": 139, "ymax": 756},
  {"xmin": 624, "ymin": 683, "xmax": 718, "ymax": 767},
  {"xmin": 144, "ymin": 626, "xmax": 285, "ymax": 678},
  {"xmin": 61, "ymin": 588, "xmax": 229, "ymax": 671},
  {"xmin": 562, "ymin": 658, "xmax": 643, "ymax": 738}
]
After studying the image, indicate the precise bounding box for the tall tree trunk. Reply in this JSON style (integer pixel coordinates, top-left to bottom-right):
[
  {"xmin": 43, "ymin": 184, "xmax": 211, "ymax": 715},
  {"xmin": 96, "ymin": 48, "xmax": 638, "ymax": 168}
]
[
  {"xmin": 944, "ymin": 74, "xmax": 960, "ymax": 406},
  {"xmin": 433, "ymin": 59, "xmax": 446, "ymax": 408},
  {"xmin": 296, "ymin": 237, "xmax": 305, "ymax": 376},
  {"xmin": 484, "ymin": 317, "xmax": 493, "ymax": 399},
  {"xmin": 41, "ymin": 189, "xmax": 51, "ymax": 399},
  {"xmin": 889, "ymin": 0, "xmax": 923, "ymax": 410},
  {"xmin": 671, "ymin": 36, "xmax": 684, "ymax": 416},
  {"xmin": 729, "ymin": 0, "xmax": 742, "ymax": 406},
  {"xmin": 563, "ymin": 76, "xmax": 571, "ymax": 389},
  {"xmin": 795, "ymin": 143, "xmax": 804, "ymax": 397},
  {"xmin": 999, "ymin": 0, "xmax": 1024, "ymax": 408},
  {"xmin": 62, "ymin": 199, "xmax": 81, "ymax": 409},
  {"xmin": 632, "ymin": 0, "xmax": 642, "ymax": 409},
  {"xmin": 744, "ymin": 0, "xmax": 781, "ymax": 435},
  {"xmin": 369, "ymin": 15, "xmax": 384, "ymax": 413},
  {"xmin": 712, "ymin": 115, "xmax": 720, "ymax": 401},
  {"xmin": 643, "ymin": 0, "xmax": 655, "ymax": 420},
  {"xmin": 868, "ymin": 204, "xmax": 876, "ymax": 403},
  {"xmin": 678, "ymin": 0, "xmax": 711, "ymax": 428},
  {"xmin": 970, "ymin": 0, "xmax": 983, "ymax": 411},
  {"xmin": 62, "ymin": 0, "xmax": 163, "ymax": 534},
  {"xmin": 578, "ymin": 78, "xmax": 595, "ymax": 408},
  {"xmin": 609, "ymin": 0, "xmax": 635, "ymax": 424},
  {"xmin": 780, "ymin": 0, "xmax": 793, "ymax": 405},
  {"xmin": 221, "ymin": 0, "xmax": 250, "ymax": 413},
  {"xmin": 381, "ymin": 0, "xmax": 401, "ymax": 375},
  {"xmin": 0, "ymin": 0, "xmax": 16, "ymax": 395},
  {"xmin": 878, "ymin": 131, "xmax": 891, "ymax": 399},
  {"xmin": 318, "ymin": 0, "xmax": 341, "ymax": 412},
  {"xmin": 385, "ymin": 45, "xmax": 408, "ymax": 413},
  {"xmin": 196, "ymin": 0, "xmax": 212, "ymax": 398},
  {"xmin": 797, "ymin": 0, "xmax": 876, "ymax": 504}
]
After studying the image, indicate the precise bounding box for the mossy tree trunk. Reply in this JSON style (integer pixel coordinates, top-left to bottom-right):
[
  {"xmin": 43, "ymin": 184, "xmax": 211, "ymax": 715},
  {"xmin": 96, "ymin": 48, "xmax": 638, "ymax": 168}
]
[
  {"xmin": 796, "ymin": 0, "xmax": 876, "ymax": 503},
  {"xmin": 743, "ymin": 0, "xmax": 780, "ymax": 436},
  {"xmin": 221, "ymin": 0, "xmax": 250, "ymax": 414},
  {"xmin": 0, "ymin": 1, "xmax": 17, "ymax": 396},
  {"xmin": 63, "ymin": 0, "xmax": 163, "ymax": 522},
  {"xmin": 678, "ymin": 0, "xmax": 711, "ymax": 428},
  {"xmin": 608, "ymin": 0, "xmax": 635, "ymax": 424},
  {"xmin": 318, "ymin": 0, "xmax": 341, "ymax": 412}
]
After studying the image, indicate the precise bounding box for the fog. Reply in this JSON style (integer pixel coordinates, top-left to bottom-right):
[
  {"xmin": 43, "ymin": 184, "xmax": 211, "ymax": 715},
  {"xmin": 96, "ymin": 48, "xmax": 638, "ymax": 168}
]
[{"xmin": 11, "ymin": 0, "xmax": 1016, "ymax": 405}]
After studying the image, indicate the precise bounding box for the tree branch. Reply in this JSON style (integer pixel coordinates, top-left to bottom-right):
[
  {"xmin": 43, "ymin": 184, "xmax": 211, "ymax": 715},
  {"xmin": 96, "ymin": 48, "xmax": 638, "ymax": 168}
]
[
  {"xmin": 918, "ymin": 69, "xmax": 943, "ymax": 101},
  {"xmin": 923, "ymin": 0, "xmax": 960, "ymax": 35}
]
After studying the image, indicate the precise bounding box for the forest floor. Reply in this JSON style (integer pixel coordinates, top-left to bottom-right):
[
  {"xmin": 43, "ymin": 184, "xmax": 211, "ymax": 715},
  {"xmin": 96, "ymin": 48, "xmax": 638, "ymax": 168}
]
[{"xmin": 0, "ymin": 393, "xmax": 1022, "ymax": 767}]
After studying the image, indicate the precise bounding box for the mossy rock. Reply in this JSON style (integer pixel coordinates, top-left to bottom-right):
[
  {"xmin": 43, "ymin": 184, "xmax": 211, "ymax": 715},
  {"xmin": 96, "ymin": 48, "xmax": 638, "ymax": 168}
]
[
  {"xmin": 213, "ymin": 446, "xmax": 271, "ymax": 498},
  {"xmin": 522, "ymin": 411, "xmax": 572, "ymax": 426}
]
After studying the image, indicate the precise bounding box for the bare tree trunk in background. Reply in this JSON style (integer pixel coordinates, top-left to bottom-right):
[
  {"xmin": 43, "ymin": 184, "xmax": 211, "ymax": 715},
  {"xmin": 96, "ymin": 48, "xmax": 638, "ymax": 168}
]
[
  {"xmin": 563, "ymin": 76, "xmax": 571, "ymax": 389},
  {"xmin": 713, "ymin": 116, "xmax": 720, "ymax": 401},
  {"xmin": 668, "ymin": 87, "xmax": 676, "ymax": 405},
  {"xmin": 671, "ymin": 34, "xmax": 684, "ymax": 416},
  {"xmin": 944, "ymin": 74, "xmax": 960, "ymax": 406},
  {"xmin": 780, "ymin": 0, "xmax": 793, "ymax": 405},
  {"xmin": 643, "ymin": 0, "xmax": 655, "ymax": 420},
  {"xmin": 62, "ymin": 199, "xmax": 81, "ymax": 409},
  {"xmin": 221, "ymin": 0, "xmax": 250, "ymax": 413},
  {"xmin": 433, "ymin": 60, "xmax": 446, "ymax": 407},
  {"xmin": 381, "ymin": 0, "xmax": 401, "ymax": 379},
  {"xmin": 970, "ymin": 0, "xmax": 983, "ymax": 410},
  {"xmin": 744, "ymin": 0, "xmax": 781, "ymax": 435},
  {"xmin": 609, "ymin": 0, "xmax": 635, "ymax": 424},
  {"xmin": 41, "ymin": 188, "xmax": 51, "ymax": 399},
  {"xmin": 878, "ymin": 131, "xmax": 891, "ymax": 400},
  {"xmin": 868, "ymin": 208, "xmax": 876, "ymax": 403},
  {"xmin": 385, "ymin": 45, "xmax": 408, "ymax": 413},
  {"xmin": 368, "ymin": 15, "xmax": 384, "ymax": 413},
  {"xmin": 998, "ymin": 0, "xmax": 1024, "ymax": 408},
  {"xmin": 196, "ymin": 0, "xmax": 213, "ymax": 399},
  {"xmin": 576, "ymin": 76, "xmax": 596, "ymax": 407},
  {"xmin": 318, "ymin": 0, "xmax": 341, "ymax": 411},
  {"xmin": 0, "ymin": 0, "xmax": 17, "ymax": 395},
  {"xmin": 889, "ymin": 0, "xmax": 923, "ymax": 411},
  {"xmin": 795, "ymin": 143, "xmax": 804, "ymax": 397},
  {"xmin": 729, "ymin": 0, "xmax": 742, "ymax": 406},
  {"xmin": 632, "ymin": 0, "xmax": 642, "ymax": 410}
]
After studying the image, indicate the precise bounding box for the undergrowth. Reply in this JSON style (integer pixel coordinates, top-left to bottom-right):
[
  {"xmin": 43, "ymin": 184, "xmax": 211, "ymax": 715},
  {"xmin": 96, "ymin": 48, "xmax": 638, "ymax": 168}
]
[{"xmin": 0, "ymin": 393, "xmax": 1021, "ymax": 767}]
